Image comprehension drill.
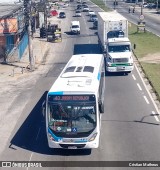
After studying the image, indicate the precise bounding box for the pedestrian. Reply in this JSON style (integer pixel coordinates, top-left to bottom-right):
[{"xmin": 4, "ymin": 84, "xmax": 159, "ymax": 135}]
[{"xmin": 133, "ymin": 7, "xmax": 135, "ymax": 13}]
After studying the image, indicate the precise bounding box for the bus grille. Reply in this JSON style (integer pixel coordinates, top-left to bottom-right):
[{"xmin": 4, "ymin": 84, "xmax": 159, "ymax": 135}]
[
  {"xmin": 113, "ymin": 58, "xmax": 128, "ymax": 63},
  {"xmin": 59, "ymin": 144, "xmax": 86, "ymax": 149}
]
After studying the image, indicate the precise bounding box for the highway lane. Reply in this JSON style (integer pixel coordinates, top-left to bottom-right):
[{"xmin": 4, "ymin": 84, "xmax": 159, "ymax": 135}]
[
  {"xmin": 1, "ymin": 1, "xmax": 160, "ymax": 170},
  {"xmin": 104, "ymin": 1, "xmax": 160, "ymax": 36}
]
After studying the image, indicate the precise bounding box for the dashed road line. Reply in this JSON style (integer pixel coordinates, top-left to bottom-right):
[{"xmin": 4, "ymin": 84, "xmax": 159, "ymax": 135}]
[
  {"xmin": 134, "ymin": 64, "xmax": 160, "ymax": 114},
  {"xmin": 137, "ymin": 83, "xmax": 142, "ymax": 91},
  {"xmin": 27, "ymin": 152, "xmax": 33, "ymax": 170},
  {"xmin": 132, "ymin": 74, "xmax": 136, "ymax": 80},
  {"xmin": 143, "ymin": 96, "xmax": 150, "ymax": 104},
  {"xmin": 152, "ymin": 111, "xmax": 160, "ymax": 122}
]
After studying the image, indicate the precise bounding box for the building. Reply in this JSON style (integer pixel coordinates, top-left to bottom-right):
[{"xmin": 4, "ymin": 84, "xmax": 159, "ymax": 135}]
[{"xmin": 0, "ymin": 2, "xmax": 27, "ymax": 62}]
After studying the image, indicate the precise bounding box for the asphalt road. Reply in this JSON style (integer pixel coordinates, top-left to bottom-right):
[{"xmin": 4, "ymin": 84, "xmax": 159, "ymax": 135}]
[
  {"xmin": 0, "ymin": 1, "xmax": 160, "ymax": 170},
  {"xmin": 105, "ymin": 0, "xmax": 160, "ymax": 36}
]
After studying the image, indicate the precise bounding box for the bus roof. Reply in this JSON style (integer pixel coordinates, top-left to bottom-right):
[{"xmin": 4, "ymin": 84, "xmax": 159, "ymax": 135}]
[{"xmin": 48, "ymin": 54, "xmax": 104, "ymax": 95}]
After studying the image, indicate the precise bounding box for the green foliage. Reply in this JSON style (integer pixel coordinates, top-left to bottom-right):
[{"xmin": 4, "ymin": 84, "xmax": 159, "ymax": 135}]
[
  {"xmin": 91, "ymin": 0, "xmax": 111, "ymax": 11},
  {"xmin": 141, "ymin": 63, "xmax": 160, "ymax": 100},
  {"xmin": 128, "ymin": 23, "xmax": 160, "ymax": 58}
]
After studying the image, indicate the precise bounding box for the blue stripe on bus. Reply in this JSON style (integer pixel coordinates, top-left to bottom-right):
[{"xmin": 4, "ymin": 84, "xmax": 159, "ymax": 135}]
[
  {"xmin": 48, "ymin": 91, "xmax": 63, "ymax": 95},
  {"xmin": 97, "ymin": 73, "xmax": 100, "ymax": 81},
  {"xmin": 48, "ymin": 128, "xmax": 62, "ymax": 142}
]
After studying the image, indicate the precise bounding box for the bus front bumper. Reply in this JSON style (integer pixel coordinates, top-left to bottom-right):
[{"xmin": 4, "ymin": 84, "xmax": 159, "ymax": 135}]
[{"xmin": 48, "ymin": 140, "xmax": 99, "ymax": 149}]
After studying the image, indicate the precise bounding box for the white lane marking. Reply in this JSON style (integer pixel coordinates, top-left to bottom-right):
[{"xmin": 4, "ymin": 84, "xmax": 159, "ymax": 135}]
[
  {"xmin": 152, "ymin": 111, "xmax": 160, "ymax": 122},
  {"xmin": 27, "ymin": 152, "xmax": 33, "ymax": 170},
  {"xmin": 26, "ymin": 127, "xmax": 41, "ymax": 170},
  {"xmin": 137, "ymin": 83, "xmax": 142, "ymax": 91},
  {"xmin": 143, "ymin": 96, "xmax": 150, "ymax": 104},
  {"xmin": 36, "ymin": 127, "xmax": 41, "ymax": 141},
  {"xmin": 132, "ymin": 74, "xmax": 136, "ymax": 80},
  {"xmin": 134, "ymin": 64, "xmax": 160, "ymax": 114}
]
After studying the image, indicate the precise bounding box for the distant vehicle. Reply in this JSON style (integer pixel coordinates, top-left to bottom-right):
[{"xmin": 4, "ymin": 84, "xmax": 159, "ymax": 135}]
[
  {"xmin": 77, "ymin": 4, "xmax": 82, "ymax": 10},
  {"xmin": 147, "ymin": 3, "xmax": 156, "ymax": 9},
  {"xmin": 90, "ymin": 14, "xmax": 98, "ymax": 22},
  {"xmin": 93, "ymin": 20, "xmax": 98, "ymax": 29},
  {"xmin": 88, "ymin": 10, "xmax": 95, "ymax": 16},
  {"xmin": 50, "ymin": 10, "xmax": 58, "ymax": 16},
  {"xmin": 82, "ymin": 1, "xmax": 87, "ymax": 4},
  {"xmin": 77, "ymin": 0, "xmax": 81, "ymax": 3},
  {"xmin": 59, "ymin": 12, "xmax": 66, "ymax": 18},
  {"xmin": 83, "ymin": 5, "xmax": 89, "ymax": 12},
  {"xmin": 70, "ymin": 21, "xmax": 80, "ymax": 34},
  {"xmin": 63, "ymin": 3, "xmax": 69, "ymax": 7},
  {"xmin": 75, "ymin": 10, "xmax": 81, "ymax": 17}
]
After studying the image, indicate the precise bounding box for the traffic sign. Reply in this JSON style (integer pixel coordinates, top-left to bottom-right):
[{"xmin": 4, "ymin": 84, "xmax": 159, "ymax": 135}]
[{"xmin": 139, "ymin": 15, "xmax": 145, "ymax": 21}]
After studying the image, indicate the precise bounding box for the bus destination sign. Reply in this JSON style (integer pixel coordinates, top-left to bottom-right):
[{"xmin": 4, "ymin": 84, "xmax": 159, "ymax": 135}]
[{"xmin": 48, "ymin": 95, "xmax": 95, "ymax": 102}]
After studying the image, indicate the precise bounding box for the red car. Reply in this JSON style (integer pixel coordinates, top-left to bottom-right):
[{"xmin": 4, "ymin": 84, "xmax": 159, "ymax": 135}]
[{"xmin": 50, "ymin": 10, "xmax": 58, "ymax": 16}]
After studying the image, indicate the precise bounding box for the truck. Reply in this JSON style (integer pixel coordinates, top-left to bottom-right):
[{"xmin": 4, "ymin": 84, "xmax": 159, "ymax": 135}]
[{"xmin": 98, "ymin": 11, "xmax": 134, "ymax": 73}]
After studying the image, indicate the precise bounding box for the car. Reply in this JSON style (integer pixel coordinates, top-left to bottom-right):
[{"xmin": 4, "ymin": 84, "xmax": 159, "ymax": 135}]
[
  {"xmin": 50, "ymin": 10, "xmax": 58, "ymax": 16},
  {"xmin": 77, "ymin": 4, "xmax": 82, "ymax": 10},
  {"xmin": 83, "ymin": 5, "xmax": 89, "ymax": 12},
  {"xmin": 70, "ymin": 21, "xmax": 80, "ymax": 34},
  {"xmin": 63, "ymin": 3, "xmax": 69, "ymax": 7},
  {"xmin": 93, "ymin": 20, "xmax": 98, "ymax": 29},
  {"xmin": 82, "ymin": 1, "xmax": 87, "ymax": 5},
  {"xmin": 75, "ymin": 10, "xmax": 81, "ymax": 17},
  {"xmin": 59, "ymin": 12, "xmax": 66, "ymax": 18},
  {"xmin": 90, "ymin": 14, "xmax": 98, "ymax": 22},
  {"xmin": 88, "ymin": 10, "xmax": 95, "ymax": 16}
]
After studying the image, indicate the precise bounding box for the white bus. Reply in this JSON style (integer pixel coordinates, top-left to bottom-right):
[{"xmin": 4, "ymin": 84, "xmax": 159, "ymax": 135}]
[{"xmin": 44, "ymin": 54, "xmax": 105, "ymax": 149}]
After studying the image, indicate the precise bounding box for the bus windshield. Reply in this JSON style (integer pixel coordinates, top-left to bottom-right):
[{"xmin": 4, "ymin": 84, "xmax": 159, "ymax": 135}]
[
  {"xmin": 48, "ymin": 102, "xmax": 96, "ymax": 137},
  {"xmin": 108, "ymin": 45, "xmax": 130, "ymax": 53}
]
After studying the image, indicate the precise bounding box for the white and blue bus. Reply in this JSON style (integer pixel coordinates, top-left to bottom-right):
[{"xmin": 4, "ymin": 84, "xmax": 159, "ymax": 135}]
[{"xmin": 44, "ymin": 54, "xmax": 105, "ymax": 149}]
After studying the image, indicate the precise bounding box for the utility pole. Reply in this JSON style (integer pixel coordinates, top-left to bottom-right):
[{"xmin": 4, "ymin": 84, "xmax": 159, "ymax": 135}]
[
  {"xmin": 156, "ymin": 0, "xmax": 159, "ymax": 12},
  {"xmin": 44, "ymin": 0, "xmax": 47, "ymax": 28},
  {"xmin": 141, "ymin": 0, "xmax": 144, "ymax": 15},
  {"xmin": 24, "ymin": 0, "xmax": 34, "ymax": 71}
]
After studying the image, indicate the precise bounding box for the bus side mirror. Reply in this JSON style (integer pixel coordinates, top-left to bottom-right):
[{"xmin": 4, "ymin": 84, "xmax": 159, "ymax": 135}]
[
  {"xmin": 99, "ymin": 101, "xmax": 104, "ymax": 114},
  {"xmin": 42, "ymin": 100, "xmax": 46, "ymax": 117}
]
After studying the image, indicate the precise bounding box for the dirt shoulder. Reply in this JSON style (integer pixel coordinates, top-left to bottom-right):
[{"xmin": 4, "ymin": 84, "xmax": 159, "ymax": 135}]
[{"xmin": 139, "ymin": 53, "xmax": 160, "ymax": 64}]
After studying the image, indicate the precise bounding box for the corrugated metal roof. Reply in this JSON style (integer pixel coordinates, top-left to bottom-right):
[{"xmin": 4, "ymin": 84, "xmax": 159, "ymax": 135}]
[{"xmin": 0, "ymin": 3, "xmax": 22, "ymax": 18}]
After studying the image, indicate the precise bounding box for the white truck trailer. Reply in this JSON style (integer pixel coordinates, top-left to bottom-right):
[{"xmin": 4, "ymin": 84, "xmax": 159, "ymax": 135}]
[{"xmin": 98, "ymin": 11, "xmax": 134, "ymax": 73}]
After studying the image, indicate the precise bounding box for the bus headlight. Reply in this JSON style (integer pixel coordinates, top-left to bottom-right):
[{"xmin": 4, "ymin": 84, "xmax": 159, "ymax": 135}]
[
  {"xmin": 89, "ymin": 133, "xmax": 97, "ymax": 142},
  {"xmin": 128, "ymin": 63, "xmax": 133, "ymax": 66}
]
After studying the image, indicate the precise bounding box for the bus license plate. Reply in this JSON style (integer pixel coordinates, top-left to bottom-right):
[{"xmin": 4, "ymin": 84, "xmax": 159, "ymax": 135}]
[{"xmin": 68, "ymin": 146, "xmax": 77, "ymax": 149}]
